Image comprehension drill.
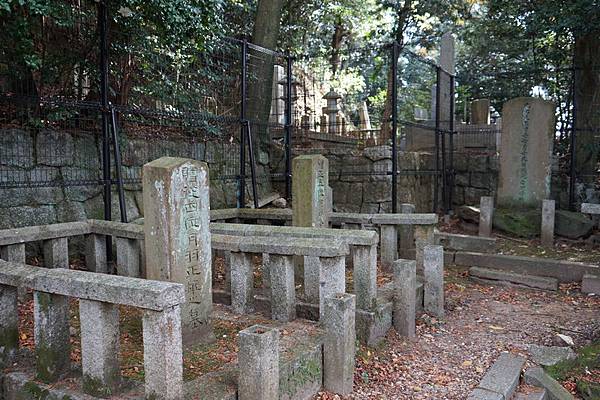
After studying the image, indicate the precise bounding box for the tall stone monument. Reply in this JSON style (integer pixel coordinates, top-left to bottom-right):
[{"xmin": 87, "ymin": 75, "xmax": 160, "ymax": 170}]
[
  {"xmin": 292, "ymin": 155, "xmax": 329, "ymax": 228},
  {"xmin": 143, "ymin": 157, "xmax": 213, "ymax": 344},
  {"xmin": 498, "ymin": 98, "xmax": 555, "ymax": 206},
  {"xmin": 471, "ymin": 99, "xmax": 490, "ymax": 124}
]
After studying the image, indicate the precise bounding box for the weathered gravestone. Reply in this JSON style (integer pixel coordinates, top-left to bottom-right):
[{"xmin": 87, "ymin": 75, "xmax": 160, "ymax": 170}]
[
  {"xmin": 292, "ymin": 155, "xmax": 329, "ymax": 303},
  {"xmin": 143, "ymin": 157, "xmax": 213, "ymax": 344},
  {"xmin": 498, "ymin": 97, "xmax": 555, "ymax": 206},
  {"xmin": 471, "ymin": 99, "xmax": 490, "ymax": 125}
]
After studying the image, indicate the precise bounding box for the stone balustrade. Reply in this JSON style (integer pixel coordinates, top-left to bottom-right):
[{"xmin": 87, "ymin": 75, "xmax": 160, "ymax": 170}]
[{"xmin": 0, "ymin": 260, "xmax": 185, "ymax": 400}]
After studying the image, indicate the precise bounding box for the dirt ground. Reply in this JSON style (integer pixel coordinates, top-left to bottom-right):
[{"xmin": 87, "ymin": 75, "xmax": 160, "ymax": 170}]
[{"xmin": 317, "ymin": 269, "xmax": 600, "ymax": 400}]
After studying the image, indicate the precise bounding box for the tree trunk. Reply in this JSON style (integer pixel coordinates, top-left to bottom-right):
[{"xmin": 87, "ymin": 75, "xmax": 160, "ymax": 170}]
[
  {"xmin": 330, "ymin": 18, "xmax": 346, "ymax": 75},
  {"xmin": 573, "ymin": 31, "xmax": 600, "ymax": 186}
]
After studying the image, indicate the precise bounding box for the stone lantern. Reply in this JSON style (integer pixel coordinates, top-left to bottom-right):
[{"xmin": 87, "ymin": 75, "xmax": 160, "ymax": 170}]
[{"xmin": 323, "ymin": 89, "xmax": 341, "ymax": 135}]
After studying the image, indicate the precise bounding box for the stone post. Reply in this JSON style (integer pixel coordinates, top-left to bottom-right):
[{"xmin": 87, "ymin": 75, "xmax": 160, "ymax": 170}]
[
  {"xmin": 0, "ymin": 243, "xmax": 25, "ymax": 264},
  {"xmin": 143, "ymin": 306, "xmax": 183, "ymax": 400},
  {"xmin": 268, "ymin": 254, "xmax": 296, "ymax": 322},
  {"xmin": 0, "ymin": 284, "xmax": 18, "ymax": 367},
  {"xmin": 238, "ymin": 325, "xmax": 280, "ymax": 400},
  {"xmin": 393, "ymin": 259, "xmax": 416, "ymax": 337},
  {"xmin": 471, "ymin": 99, "xmax": 491, "ymax": 125},
  {"xmin": 323, "ymin": 293, "xmax": 356, "ymax": 395},
  {"xmin": 320, "ymin": 115, "xmax": 327, "ymax": 133},
  {"xmin": 414, "ymin": 225, "xmax": 434, "ymax": 273},
  {"xmin": 318, "ymin": 256, "xmax": 346, "ymax": 320},
  {"xmin": 352, "ymin": 244, "xmax": 377, "ymax": 311},
  {"xmin": 36, "ymin": 237, "xmax": 70, "ymax": 382},
  {"xmin": 116, "ymin": 237, "xmax": 140, "ymax": 277},
  {"xmin": 143, "ymin": 157, "xmax": 213, "ymax": 344},
  {"xmin": 85, "ymin": 234, "xmax": 108, "ymax": 273},
  {"xmin": 423, "ymin": 245, "xmax": 444, "ymax": 318},
  {"xmin": 541, "ymin": 199, "xmax": 555, "ymax": 247},
  {"xmin": 230, "ymin": 252, "xmax": 254, "ymax": 314},
  {"xmin": 399, "ymin": 204, "xmax": 415, "ymax": 253},
  {"xmin": 292, "ymin": 155, "xmax": 329, "ymax": 228},
  {"xmin": 479, "ymin": 196, "xmax": 494, "ymax": 237},
  {"xmin": 438, "ymin": 32, "xmax": 455, "ymax": 130},
  {"xmin": 380, "ymin": 225, "xmax": 398, "ymax": 269},
  {"xmin": 303, "ymin": 256, "xmax": 320, "ymax": 303},
  {"xmin": 80, "ymin": 299, "xmax": 120, "ymax": 396}
]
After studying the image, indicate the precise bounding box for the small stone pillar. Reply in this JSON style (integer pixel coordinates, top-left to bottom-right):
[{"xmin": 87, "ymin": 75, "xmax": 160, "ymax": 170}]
[
  {"xmin": 393, "ymin": 259, "xmax": 416, "ymax": 337},
  {"xmin": 352, "ymin": 244, "xmax": 377, "ymax": 311},
  {"xmin": 318, "ymin": 256, "xmax": 346, "ymax": 320},
  {"xmin": 143, "ymin": 306, "xmax": 183, "ymax": 400},
  {"xmin": 423, "ymin": 245, "xmax": 444, "ymax": 318},
  {"xmin": 323, "ymin": 293, "xmax": 356, "ymax": 395},
  {"xmin": 479, "ymin": 196, "xmax": 494, "ymax": 237},
  {"xmin": 80, "ymin": 299, "xmax": 120, "ymax": 396},
  {"xmin": 303, "ymin": 256, "xmax": 320, "ymax": 303},
  {"xmin": 335, "ymin": 115, "xmax": 342, "ymax": 135},
  {"xmin": 238, "ymin": 325, "xmax": 280, "ymax": 400},
  {"xmin": 36, "ymin": 237, "xmax": 70, "ymax": 382},
  {"xmin": 399, "ymin": 204, "xmax": 416, "ymax": 253},
  {"xmin": 143, "ymin": 157, "xmax": 213, "ymax": 344},
  {"xmin": 380, "ymin": 225, "xmax": 398, "ymax": 269},
  {"xmin": 292, "ymin": 155, "xmax": 329, "ymax": 228},
  {"xmin": 85, "ymin": 234, "xmax": 108, "ymax": 273},
  {"xmin": 0, "ymin": 284, "xmax": 18, "ymax": 367},
  {"xmin": 341, "ymin": 117, "xmax": 347, "ymax": 135},
  {"xmin": 323, "ymin": 89, "xmax": 342, "ymax": 135},
  {"xmin": 0, "ymin": 243, "xmax": 25, "ymax": 264},
  {"xmin": 541, "ymin": 199, "xmax": 555, "ymax": 247},
  {"xmin": 320, "ymin": 115, "xmax": 327, "ymax": 133},
  {"xmin": 471, "ymin": 99, "xmax": 491, "ymax": 124},
  {"xmin": 116, "ymin": 237, "xmax": 140, "ymax": 277},
  {"xmin": 414, "ymin": 225, "xmax": 434, "ymax": 273},
  {"xmin": 230, "ymin": 252, "xmax": 254, "ymax": 314},
  {"xmin": 268, "ymin": 254, "xmax": 296, "ymax": 321}
]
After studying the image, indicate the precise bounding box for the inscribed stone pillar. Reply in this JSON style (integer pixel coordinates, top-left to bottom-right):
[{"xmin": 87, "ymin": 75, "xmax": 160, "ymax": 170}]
[
  {"xmin": 143, "ymin": 157, "xmax": 213, "ymax": 344},
  {"xmin": 438, "ymin": 32, "xmax": 455, "ymax": 130},
  {"xmin": 498, "ymin": 98, "xmax": 555, "ymax": 207},
  {"xmin": 541, "ymin": 199, "xmax": 555, "ymax": 247},
  {"xmin": 292, "ymin": 155, "xmax": 329, "ymax": 228},
  {"xmin": 471, "ymin": 99, "xmax": 490, "ymax": 125}
]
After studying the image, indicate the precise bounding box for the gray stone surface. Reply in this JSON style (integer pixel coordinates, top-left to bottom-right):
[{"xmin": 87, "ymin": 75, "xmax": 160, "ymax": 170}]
[
  {"xmin": 88, "ymin": 219, "xmax": 144, "ymax": 239},
  {"xmin": 85, "ymin": 234, "xmax": 108, "ymax": 273},
  {"xmin": 318, "ymin": 256, "xmax": 346, "ymax": 320},
  {"xmin": 435, "ymin": 232, "xmax": 496, "ymax": 253},
  {"xmin": 524, "ymin": 367, "xmax": 575, "ymax": 400},
  {"xmin": 582, "ymin": 274, "xmax": 600, "ymax": 294},
  {"xmin": 423, "ymin": 245, "xmax": 444, "ymax": 317},
  {"xmin": 116, "ymin": 237, "xmax": 141, "ymax": 278},
  {"xmin": 470, "ymin": 267, "xmax": 559, "ymax": 291},
  {"xmin": 79, "ymin": 299, "xmax": 121, "ymax": 396},
  {"xmin": 212, "ymin": 234, "xmax": 349, "ymax": 258},
  {"xmin": 43, "ymin": 237, "xmax": 69, "ymax": 269},
  {"xmin": 303, "ymin": 255, "xmax": 320, "ymax": 303},
  {"xmin": 370, "ymin": 213, "xmax": 438, "ymax": 225},
  {"xmin": 415, "ymin": 225, "xmax": 435, "ymax": 274},
  {"xmin": 0, "ymin": 284, "xmax": 18, "ymax": 367},
  {"xmin": 478, "ymin": 353, "xmax": 526, "ymax": 400},
  {"xmin": 352, "ymin": 244, "xmax": 377, "ymax": 310},
  {"xmin": 514, "ymin": 389, "xmax": 548, "ymax": 400},
  {"xmin": 143, "ymin": 157, "xmax": 213, "ymax": 344},
  {"xmin": 230, "ymin": 252, "xmax": 254, "ymax": 314},
  {"xmin": 0, "ymin": 243, "xmax": 25, "ymax": 263},
  {"xmin": 467, "ymin": 388, "xmax": 503, "ymax": 400},
  {"xmin": 323, "ymin": 293, "xmax": 356, "ymax": 395},
  {"xmin": 0, "ymin": 261, "xmax": 186, "ymax": 310},
  {"xmin": 542, "ymin": 200, "xmax": 555, "ymax": 247},
  {"xmin": 380, "ymin": 224, "xmax": 398, "ymax": 269},
  {"xmin": 393, "ymin": 259, "xmax": 416, "ymax": 337},
  {"xmin": 269, "ymin": 255, "xmax": 296, "ymax": 321},
  {"xmin": 581, "ymin": 202, "xmax": 600, "ymax": 214},
  {"xmin": 399, "ymin": 203, "xmax": 415, "ymax": 250},
  {"xmin": 479, "ymin": 196, "xmax": 494, "ymax": 237},
  {"xmin": 0, "ymin": 221, "xmax": 90, "ymax": 246},
  {"xmin": 292, "ymin": 155, "xmax": 329, "ymax": 228},
  {"xmin": 238, "ymin": 325, "xmax": 280, "ymax": 400},
  {"xmin": 528, "ymin": 345, "xmax": 576, "ymax": 366},
  {"xmin": 498, "ymin": 97, "xmax": 555, "ymax": 206},
  {"xmin": 143, "ymin": 305, "xmax": 184, "ymax": 400}
]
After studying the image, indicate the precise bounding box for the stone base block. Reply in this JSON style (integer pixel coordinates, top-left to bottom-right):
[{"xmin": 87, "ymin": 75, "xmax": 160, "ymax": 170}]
[
  {"xmin": 478, "ymin": 353, "xmax": 525, "ymax": 400},
  {"xmin": 582, "ymin": 274, "xmax": 600, "ymax": 294},
  {"xmin": 279, "ymin": 338, "xmax": 322, "ymax": 400},
  {"xmin": 524, "ymin": 367, "xmax": 575, "ymax": 400},
  {"xmin": 355, "ymin": 302, "xmax": 392, "ymax": 346},
  {"xmin": 470, "ymin": 267, "xmax": 558, "ymax": 291}
]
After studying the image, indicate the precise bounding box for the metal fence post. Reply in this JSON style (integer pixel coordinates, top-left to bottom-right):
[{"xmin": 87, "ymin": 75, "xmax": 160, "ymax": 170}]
[
  {"xmin": 285, "ymin": 54, "xmax": 293, "ymax": 201},
  {"xmin": 239, "ymin": 39, "xmax": 248, "ymax": 208},
  {"xmin": 434, "ymin": 66, "xmax": 441, "ymax": 213},
  {"xmin": 391, "ymin": 42, "xmax": 399, "ymax": 214}
]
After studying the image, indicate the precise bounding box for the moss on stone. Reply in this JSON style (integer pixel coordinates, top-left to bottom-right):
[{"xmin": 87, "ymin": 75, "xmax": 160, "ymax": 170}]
[
  {"xmin": 546, "ymin": 341, "xmax": 600, "ymax": 399},
  {"xmin": 492, "ymin": 207, "xmax": 541, "ymax": 238},
  {"xmin": 82, "ymin": 374, "xmax": 113, "ymax": 398},
  {"xmin": 35, "ymin": 343, "xmax": 66, "ymax": 383},
  {"xmin": 0, "ymin": 326, "xmax": 19, "ymax": 363}
]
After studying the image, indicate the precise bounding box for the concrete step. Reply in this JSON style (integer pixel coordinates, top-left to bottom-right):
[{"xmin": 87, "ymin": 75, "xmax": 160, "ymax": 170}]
[
  {"xmin": 514, "ymin": 387, "xmax": 548, "ymax": 400},
  {"xmin": 469, "ymin": 267, "xmax": 559, "ymax": 291},
  {"xmin": 524, "ymin": 367, "xmax": 575, "ymax": 400},
  {"xmin": 468, "ymin": 353, "xmax": 526, "ymax": 400}
]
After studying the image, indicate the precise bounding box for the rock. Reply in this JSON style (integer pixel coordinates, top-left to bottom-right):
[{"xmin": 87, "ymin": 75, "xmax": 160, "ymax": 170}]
[
  {"xmin": 363, "ymin": 145, "xmax": 392, "ymax": 161},
  {"xmin": 524, "ymin": 367, "xmax": 575, "ymax": 400},
  {"xmin": 555, "ymin": 210, "xmax": 594, "ymax": 239},
  {"xmin": 582, "ymin": 274, "xmax": 600, "ymax": 294},
  {"xmin": 528, "ymin": 345, "xmax": 576, "ymax": 366},
  {"xmin": 493, "ymin": 208, "xmax": 541, "ymax": 238},
  {"xmin": 271, "ymin": 197, "xmax": 287, "ymax": 208},
  {"xmin": 457, "ymin": 205, "xmax": 480, "ymax": 223}
]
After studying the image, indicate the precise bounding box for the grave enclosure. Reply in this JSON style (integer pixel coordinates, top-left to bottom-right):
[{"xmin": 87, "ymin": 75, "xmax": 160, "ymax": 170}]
[{"xmin": 0, "ymin": 155, "xmax": 445, "ymax": 400}]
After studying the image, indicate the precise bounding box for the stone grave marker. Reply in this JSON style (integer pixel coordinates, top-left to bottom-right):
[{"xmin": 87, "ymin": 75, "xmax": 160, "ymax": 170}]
[
  {"xmin": 143, "ymin": 157, "xmax": 213, "ymax": 344},
  {"xmin": 292, "ymin": 154, "xmax": 329, "ymax": 228}
]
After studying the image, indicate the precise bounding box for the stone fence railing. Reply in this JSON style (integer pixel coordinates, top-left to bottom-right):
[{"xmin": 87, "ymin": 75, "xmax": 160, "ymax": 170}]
[{"xmin": 0, "ymin": 259, "xmax": 185, "ymax": 399}]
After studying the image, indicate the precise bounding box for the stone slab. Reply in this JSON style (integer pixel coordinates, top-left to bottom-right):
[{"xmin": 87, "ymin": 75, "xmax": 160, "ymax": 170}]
[
  {"xmin": 528, "ymin": 345, "xmax": 576, "ymax": 367},
  {"xmin": 0, "ymin": 261, "xmax": 185, "ymax": 311},
  {"xmin": 0, "ymin": 221, "xmax": 90, "ymax": 246},
  {"xmin": 470, "ymin": 267, "xmax": 558, "ymax": 291},
  {"xmin": 370, "ymin": 213, "xmax": 438, "ymax": 225},
  {"xmin": 581, "ymin": 203, "xmax": 600, "ymax": 215},
  {"xmin": 211, "ymin": 234, "xmax": 349, "ymax": 257},
  {"xmin": 524, "ymin": 367, "xmax": 575, "ymax": 400},
  {"xmin": 514, "ymin": 389, "xmax": 548, "ymax": 400},
  {"xmin": 435, "ymin": 232, "xmax": 496, "ymax": 253},
  {"xmin": 582, "ymin": 274, "xmax": 600, "ymax": 294},
  {"xmin": 467, "ymin": 388, "xmax": 503, "ymax": 400},
  {"xmin": 455, "ymin": 252, "xmax": 599, "ymax": 283},
  {"xmin": 478, "ymin": 353, "xmax": 525, "ymax": 400},
  {"xmin": 355, "ymin": 302, "xmax": 393, "ymax": 346},
  {"xmin": 88, "ymin": 219, "xmax": 144, "ymax": 239}
]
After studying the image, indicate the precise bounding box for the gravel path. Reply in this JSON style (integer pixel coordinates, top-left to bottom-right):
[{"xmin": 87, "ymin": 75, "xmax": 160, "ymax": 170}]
[{"xmin": 318, "ymin": 270, "xmax": 600, "ymax": 399}]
